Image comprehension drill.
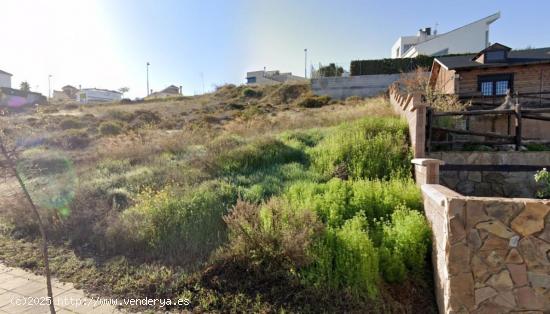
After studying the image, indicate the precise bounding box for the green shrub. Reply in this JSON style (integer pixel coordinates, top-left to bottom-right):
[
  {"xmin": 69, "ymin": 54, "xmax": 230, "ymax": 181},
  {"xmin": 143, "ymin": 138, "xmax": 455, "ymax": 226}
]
[
  {"xmin": 222, "ymin": 198, "xmax": 323, "ymax": 269},
  {"xmin": 277, "ymin": 83, "xmax": 310, "ymax": 103},
  {"xmin": 279, "ymin": 129, "xmax": 325, "ymax": 150},
  {"xmin": 379, "ymin": 207, "xmax": 431, "ymax": 283},
  {"xmin": 297, "ymin": 95, "xmax": 331, "ymax": 108},
  {"xmin": 534, "ymin": 168, "xmax": 550, "ymax": 198},
  {"xmin": 310, "ymin": 117, "xmax": 410, "ymax": 180},
  {"xmin": 61, "ymin": 129, "xmax": 91, "ymax": 149},
  {"xmin": 304, "ymin": 214, "xmax": 379, "ymax": 298},
  {"xmin": 106, "ymin": 110, "xmax": 134, "ymax": 122},
  {"xmin": 99, "ymin": 121, "xmax": 123, "ymax": 136},
  {"xmin": 350, "ymin": 55, "xmax": 436, "ymax": 75},
  {"xmin": 284, "ymin": 178, "xmax": 421, "ymax": 227},
  {"xmin": 215, "ymin": 138, "xmax": 306, "ymax": 175},
  {"xmin": 59, "ymin": 117, "xmax": 84, "ymax": 130},
  {"xmin": 526, "ymin": 143, "xmax": 549, "ymax": 151},
  {"xmin": 242, "ymin": 88, "xmax": 262, "ymax": 98},
  {"xmin": 114, "ymin": 180, "xmax": 237, "ymax": 266}
]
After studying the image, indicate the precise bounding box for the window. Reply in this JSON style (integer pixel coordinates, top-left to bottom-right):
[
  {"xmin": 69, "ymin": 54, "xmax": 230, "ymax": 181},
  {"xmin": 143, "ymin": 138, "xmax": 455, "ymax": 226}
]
[
  {"xmin": 495, "ymin": 80, "xmax": 509, "ymax": 95},
  {"xmin": 481, "ymin": 81, "xmax": 493, "ymax": 96},
  {"xmin": 246, "ymin": 77, "xmax": 256, "ymax": 84},
  {"xmin": 478, "ymin": 74, "xmax": 513, "ymax": 96}
]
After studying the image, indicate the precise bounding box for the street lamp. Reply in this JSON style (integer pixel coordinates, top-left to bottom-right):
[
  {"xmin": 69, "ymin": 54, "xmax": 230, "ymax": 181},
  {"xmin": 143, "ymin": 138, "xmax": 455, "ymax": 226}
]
[
  {"xmin": 304, "ymin": 49, "xmax": 308, "ymax": 79},
  {"xmin": 146, "ymin": 62, "xmax": 150, "ymax": 96},
  {"xmin": 48, "ymin": 75, "xmax": 52, "ymax": 99}
]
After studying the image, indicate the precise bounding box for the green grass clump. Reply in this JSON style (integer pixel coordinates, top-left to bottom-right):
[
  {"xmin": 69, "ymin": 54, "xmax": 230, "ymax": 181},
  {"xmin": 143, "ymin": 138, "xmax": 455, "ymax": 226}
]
[
  {"xmin": 233, "ymin": 162, "xmax": 323, "ymax": 203},
  {"xmin": 59, "ymin": 117, "xmax": 84, "ymax": 130},
  {"xmin": 284, "ymin": 178, "xmax": 421, "ymax": 227},
  {"xmin": 116, "ymin": 180, "xmax": 237, "ymax": 266},
  {"xmin": 279, "ymin": 129, "xmax": 326, "ymax": 150},
  {"xmin": 99, "ymin": 121, "xmax": 124, "ymax": 136},
  {"xmin": 242, "ymin": 87, "xmax": 262, "ymax": 98},
  {"xmin": 297, "ymin": 95, "xmax": 331, "ymax": 108},
  {"xmin": 215, "ymin": 137, "xmax": 306, "ymax": 175},
  {"xmin": 304, "ymin": 214, "xmax": 379, "ymax": 298},
  {"xmin": 60, "ymin": 129, "xmax": 91, "ymax": 149},
  {"xmin": 378, "ymin": 207, "xmax": 431, "ymax": 283},
  {"xmin": 310, "ymin": 117, "xmax": 410, "ymax": 180}
]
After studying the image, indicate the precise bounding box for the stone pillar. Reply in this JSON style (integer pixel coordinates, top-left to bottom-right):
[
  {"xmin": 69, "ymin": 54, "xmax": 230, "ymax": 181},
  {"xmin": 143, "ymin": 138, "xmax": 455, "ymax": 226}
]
[
  {"xmin": 411, "ymin": 93, "xmax": 427, "ymax": 158},
  {"xmin": 412, "ymin": 158, "xmax": 445, "ymax": 186}
]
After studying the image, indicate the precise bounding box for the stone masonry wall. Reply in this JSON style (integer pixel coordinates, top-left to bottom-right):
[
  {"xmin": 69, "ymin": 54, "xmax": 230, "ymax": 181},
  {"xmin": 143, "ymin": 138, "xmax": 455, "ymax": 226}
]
[
  {"xmin": 428, "ymin": 151, "xmax": 550, "ymax": 198},
  {"xmin": 440, "ymin": 170, "xmax": 539, "ymax": 198},
  {"xmin": 422, "ymin": 184, "xmax": 550, "ymax": 313},
  {"xmin": 389, "ymin": 85, "xmax": 425, "ymax": 158}
]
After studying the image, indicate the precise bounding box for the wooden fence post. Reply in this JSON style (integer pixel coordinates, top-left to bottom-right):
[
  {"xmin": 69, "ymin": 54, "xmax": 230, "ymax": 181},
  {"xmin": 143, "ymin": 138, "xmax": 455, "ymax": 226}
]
[
  {"xmin": 515, "ymin": 103, "xmax": 522, "ymax": 150},
  {"xmin": 426, "ymin": 107, "xmax": 433, "ymax": 154}
]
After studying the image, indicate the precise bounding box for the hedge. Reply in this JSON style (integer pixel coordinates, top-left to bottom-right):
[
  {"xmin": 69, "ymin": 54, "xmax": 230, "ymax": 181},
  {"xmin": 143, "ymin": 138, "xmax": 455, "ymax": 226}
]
[{"xmin": 350, "ymin": 55, "xmax": 435, "ymax": 76}]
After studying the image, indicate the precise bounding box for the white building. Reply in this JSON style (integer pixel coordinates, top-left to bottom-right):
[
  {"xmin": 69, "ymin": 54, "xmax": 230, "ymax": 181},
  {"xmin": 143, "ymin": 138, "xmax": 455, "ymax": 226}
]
[
  {"xmin": 391, "ymin": 12, "xmax": 500, "ymax": 58},
  {"xmin": 246, "ymin": 70, "xmax": 306, "ymax": 85},
  {"xmin": 77, "ymin": 88, "xmax": 122, "ymax": 104},
  {"xmin": 0, "ymin": 69, "xmax": 12, "ymax": 88}
]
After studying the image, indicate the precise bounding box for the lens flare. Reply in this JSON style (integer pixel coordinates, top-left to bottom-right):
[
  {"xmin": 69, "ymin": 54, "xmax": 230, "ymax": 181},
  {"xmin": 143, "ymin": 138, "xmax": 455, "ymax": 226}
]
[{"xmin": 16, "ymin": 148, "xmax": 77, "ymax": 216}]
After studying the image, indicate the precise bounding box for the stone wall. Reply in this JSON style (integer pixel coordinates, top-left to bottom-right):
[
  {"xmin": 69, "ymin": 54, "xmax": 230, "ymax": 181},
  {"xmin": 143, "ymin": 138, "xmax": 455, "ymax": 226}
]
[
  {"xmin": 428, "ymin": 151, "xmax": 550, "ymax": 198},
  {"xmin": 389, "ymin": 85, "xmax": 426, "ymax": 158},
  {"xmin": 440, "ymin": 170, "xmax": 539, "ymax": 198},
  {"xmin": 422, "ymin": 184, "xmax": 550, "ymax": 313}
]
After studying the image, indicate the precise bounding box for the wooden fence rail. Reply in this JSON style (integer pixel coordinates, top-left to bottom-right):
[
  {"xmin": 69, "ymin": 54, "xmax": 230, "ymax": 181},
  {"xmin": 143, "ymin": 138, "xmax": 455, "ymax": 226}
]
[{"xmin": 426, "ymin": 104, "xmax": 550, "ymax": 152}]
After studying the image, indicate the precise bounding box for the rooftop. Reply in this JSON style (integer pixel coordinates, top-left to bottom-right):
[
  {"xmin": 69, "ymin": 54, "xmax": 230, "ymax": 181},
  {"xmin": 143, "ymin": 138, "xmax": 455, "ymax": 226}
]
[
  {"xmin": 0, "ymin": 69, "xmax": 13, "ymax": 76},
  {"xmin": 434, "ymin": 46, "xmax": 550, "ymax": 70}
]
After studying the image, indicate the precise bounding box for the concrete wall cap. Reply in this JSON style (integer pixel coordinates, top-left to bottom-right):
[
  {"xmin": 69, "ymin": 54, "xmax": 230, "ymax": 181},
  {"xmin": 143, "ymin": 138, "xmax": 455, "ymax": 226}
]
[{"xmin": 412, "ymin": 158, "xmax": 445, "ymax": 166}]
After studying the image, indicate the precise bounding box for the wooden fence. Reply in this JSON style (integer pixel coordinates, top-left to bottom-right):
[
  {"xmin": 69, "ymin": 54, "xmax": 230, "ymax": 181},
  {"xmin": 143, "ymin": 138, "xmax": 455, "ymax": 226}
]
[
  {"xmin": 458, "ymin": 91, "xmax": 550, "ymax": 108},
  {"xmin": 426, "ymin": 104, "xmax": 550, "ymax": 152}
]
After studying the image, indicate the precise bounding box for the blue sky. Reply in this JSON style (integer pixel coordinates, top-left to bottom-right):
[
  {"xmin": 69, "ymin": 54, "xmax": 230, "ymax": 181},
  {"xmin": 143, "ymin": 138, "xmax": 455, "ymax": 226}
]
[{"xmin": 1, "ymin": 0, "xmax": 550, "ymax": 98}]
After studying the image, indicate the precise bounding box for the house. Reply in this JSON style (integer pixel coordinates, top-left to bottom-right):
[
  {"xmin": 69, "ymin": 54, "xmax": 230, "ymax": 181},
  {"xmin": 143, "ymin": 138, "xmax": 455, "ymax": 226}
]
[
  {"xmin": 429, "ymin": 43, "xmax": 550, "ymax": 100},
  {"xmin": 52, "ymin": 85, "xmax": 80, "ymax": 102},
  {"xmin": 391, "ymin": 12, "xmax": 500, "ymax": 58},
  {"xmin": 246, "ymin": 70, "xmax": 306, "ymax": 85},
  {"xmin": 0, "ymin": 87, "xmax": 47, "ymax": 108},
  {"xmin": 76, "ymin": 88, "xmax": 122, "ymax": 104},
  {"xmin": 0, "ymin": 69, "xmax": 12, "ymax": 88},
  {"xmin": 429, "ymin": 43, "xmax": 550, "ymax": 140},
  {"xmin": 145, "ymin": 85, "xmax": 182, "ymax": 99}
]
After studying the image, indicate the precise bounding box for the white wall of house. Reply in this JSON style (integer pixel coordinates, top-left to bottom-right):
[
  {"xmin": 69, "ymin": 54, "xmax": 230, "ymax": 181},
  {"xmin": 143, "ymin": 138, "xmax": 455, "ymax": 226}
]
[
  {"xmin": 311, "ymin": 74, "xmax": 401, "ymax": 99},
  {"xmin": 246, "ymin": 70, "xmax": 306, "ymax": 85},
  {"xmin": 77, "ymin": 89, "xmax": 122, "ymax": 104},
  {"xmin": 392, "ymin": 12, "xmax": 500, "ymax": 58},
  {"xmin": 0, "ymin": 72, "xmax": 11, "ymax": 88}
]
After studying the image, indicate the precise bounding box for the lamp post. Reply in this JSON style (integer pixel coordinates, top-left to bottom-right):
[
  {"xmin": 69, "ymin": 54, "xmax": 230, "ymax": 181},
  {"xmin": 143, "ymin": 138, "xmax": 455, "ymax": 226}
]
[
  {"xmin": 48, "ymin": 75, "xmax": 52, "ymax": 99},
  {"xmin": 304, "ymin": 48, "xmax": 308, "ymax": 79},
  {"xmin": 146, "ymin": 62, "xmax": 150, "ymax": 96}
]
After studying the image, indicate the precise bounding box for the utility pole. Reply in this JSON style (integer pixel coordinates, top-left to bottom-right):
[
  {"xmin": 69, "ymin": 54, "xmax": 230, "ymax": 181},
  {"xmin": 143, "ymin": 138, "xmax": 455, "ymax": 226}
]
[
  {"xmin": 146, "ymin": 62, "xmax": 150, "ymax": 96},
  {"xmin": 48, "ymin": 75, "xmax": 52, "ymax": 99},
  {"xmin": 200, "ymin": 72, "xmax": 205, "ymax": 94},
  {"xmin": 304, "ymin": 48, "xmax": 308, "ymax": 79}
]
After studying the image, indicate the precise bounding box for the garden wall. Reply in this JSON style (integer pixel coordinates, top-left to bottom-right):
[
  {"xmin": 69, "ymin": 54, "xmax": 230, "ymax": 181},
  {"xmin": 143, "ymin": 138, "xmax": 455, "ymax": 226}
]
[
  {"xmin": 311, "ymin": 74, "xmax": 400, "ymax": 100},
  {"xmin": 389, "ymin": 84, "xmax": 426, "ymax": 158},
  {"xmin": 421, "ymin": 183, "xmax": 550, "ymax": 313},
  {"xmin": 428, "ymin": 151, "xmax": 550, "ymax": 198}
]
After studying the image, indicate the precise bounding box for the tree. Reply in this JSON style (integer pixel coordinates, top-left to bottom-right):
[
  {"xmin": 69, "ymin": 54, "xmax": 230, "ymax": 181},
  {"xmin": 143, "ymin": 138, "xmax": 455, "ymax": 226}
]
[
  {"xmin": 0, "ymin": 132, "xmax": 56, "ymax": 314},
  {"xmin": 118, "ymin": 87, "xmax": 130, "ymax": 97},
  {"xmin": 20, "ymin": 81, "xmax": 30, "ymax": 92},
  {"xmin": 318, "ymin": 63, "xmax": 344, "ymax": 77}
]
